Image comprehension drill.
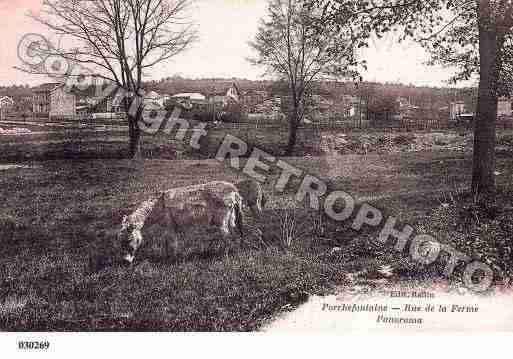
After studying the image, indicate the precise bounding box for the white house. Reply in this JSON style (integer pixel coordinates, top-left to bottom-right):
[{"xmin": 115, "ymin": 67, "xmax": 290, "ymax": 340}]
[
  {"xmin": 144, "ymin": 90, "xmax": 164, "ymax": 107},
  {"xmin": 49, "ymin": 85, "xmax": 77, "ymax": 120},
  {"xmin": 208, "ymin": 83, "xmax": 241, "ymax": 106},
  {"xmin": 172, "ymin": 93, "xmax": 207, "ymax": 101},
  {"xmin": 450, "ymin": 101, "xmax": 467, "ymax": 121},
  {"xmin": 0, "ymin": 96, "xmax": 14, "ymax": 120},
  {"xmin": 497, "ymin": 97, "xmax": 512, "ymax": 117}
]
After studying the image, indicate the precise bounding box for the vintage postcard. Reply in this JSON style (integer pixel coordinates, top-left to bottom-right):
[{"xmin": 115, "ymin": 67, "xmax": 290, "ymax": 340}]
[{"xmin": 1, "ymin": 0, "xmax": 513, "ymax": 350}]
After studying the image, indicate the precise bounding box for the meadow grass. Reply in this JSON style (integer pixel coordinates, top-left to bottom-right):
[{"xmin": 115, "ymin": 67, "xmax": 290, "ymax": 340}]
[
  {"xmin": 0, "ymin": 159, "xmax": 347, "ymax": 331},
  {"xmin": 1, "ymin": 130, "xmax": 512, "ymax": 330},
  {"xmin": 0, "ymin": 125, "xmax": 322, "ymax": 162}
]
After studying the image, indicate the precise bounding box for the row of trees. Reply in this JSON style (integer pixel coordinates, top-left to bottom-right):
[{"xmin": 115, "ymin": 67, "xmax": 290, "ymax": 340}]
[{"xmin": 147, "ymin": 77, "xmax": 476, "ymax": 115}]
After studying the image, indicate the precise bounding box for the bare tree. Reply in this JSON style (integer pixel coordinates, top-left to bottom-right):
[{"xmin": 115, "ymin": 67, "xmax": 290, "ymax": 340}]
[
  {"xmin": 249, "ymin": 0, "xmax": 357, "ymax": 156},
  {"xmin": 27, "ymin": 0, "xmax": 197, "ymax": 158}
]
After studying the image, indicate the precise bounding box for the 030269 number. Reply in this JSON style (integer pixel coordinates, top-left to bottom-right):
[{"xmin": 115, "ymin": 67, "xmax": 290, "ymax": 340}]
[{"xmin": 18, "ymin": 341, "xmax": 50, "ymax": 350}]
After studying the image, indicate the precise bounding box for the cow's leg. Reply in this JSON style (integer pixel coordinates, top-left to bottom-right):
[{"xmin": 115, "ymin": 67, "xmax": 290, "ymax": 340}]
[
  {"xmin": 233, "ymin": 205, "xmax": 244, "ymax": 250},
  {"xmin": 220, "ymin": 219, "xmax": 233, "ymax": 256},
  {"xmin": 165, "ymin": 231, "xmax": 179, "ymax": 259},
  {"xmin": 173, "ymin": 231, "xmax": 179, "ymax": 258},
  {"xmin": 165, "ymin": 233, "xmax": 170, "ymax": 258},
  {"xmin": 205, "ymin": 229, "xmax": 219, "ymax": 253},
  {"xmin": 162, "ymin": 214, "xmax": 175, "ymax": 260}
]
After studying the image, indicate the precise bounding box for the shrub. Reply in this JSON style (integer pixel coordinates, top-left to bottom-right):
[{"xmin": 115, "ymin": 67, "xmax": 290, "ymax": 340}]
[{"xmin": 418, "ymin": 192, "xmax": 513, "ymax": 286}]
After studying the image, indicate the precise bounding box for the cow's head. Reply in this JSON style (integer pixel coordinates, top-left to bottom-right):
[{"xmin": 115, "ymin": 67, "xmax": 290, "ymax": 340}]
[{"xmin": 117, "ymin": 215, "xmax": 143, "ymax": 264}]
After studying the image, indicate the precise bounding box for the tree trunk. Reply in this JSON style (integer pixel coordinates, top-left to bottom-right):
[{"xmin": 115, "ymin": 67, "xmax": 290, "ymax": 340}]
[
  {"xmin": 123, "ymin": 94, "xmax": 143, "ymax": 160},
  {"xmin": 285, "ymin": 106, "xmax": 299, "ymax": 156},
  {"xmin": 128, "ymin": 113, "xmax": 142, "ymax": 159},
  {"xmin": 472, "ymin": 5, "xmax": 499, "ymax": 198}
]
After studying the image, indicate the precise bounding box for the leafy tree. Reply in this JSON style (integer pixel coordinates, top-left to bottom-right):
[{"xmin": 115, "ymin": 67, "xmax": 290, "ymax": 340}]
[
  {"xmin": 308, "ymin": 0, "xmax": 513, "ymax": 197},
  {"xmin": 249, "ymin": 0, "xmax": 358, "ymax": 156},
  {"xmin": 367, "ymin": 90, "xmax": 399, "ymax": 122}
]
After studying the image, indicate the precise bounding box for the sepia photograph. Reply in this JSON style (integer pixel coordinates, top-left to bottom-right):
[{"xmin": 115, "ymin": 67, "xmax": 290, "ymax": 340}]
[{"xmin": 1, "ymin": 0, "xmax": 513, "ymax": 347}]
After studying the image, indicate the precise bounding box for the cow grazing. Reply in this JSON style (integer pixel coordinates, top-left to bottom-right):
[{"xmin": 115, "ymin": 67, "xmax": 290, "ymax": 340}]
[{"xmin": 117, "ymin": 181, "xmax": 264, "ymax": 264}]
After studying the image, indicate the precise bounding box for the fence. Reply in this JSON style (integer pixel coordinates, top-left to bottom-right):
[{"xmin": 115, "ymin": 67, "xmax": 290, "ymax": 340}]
[
  {"xmin": 216, "ymin": 117, "xmax": 449, "ymax": 132},
  {"xmin": 217, "ymin": 116, "xmax": 513, "ymax": 133}
]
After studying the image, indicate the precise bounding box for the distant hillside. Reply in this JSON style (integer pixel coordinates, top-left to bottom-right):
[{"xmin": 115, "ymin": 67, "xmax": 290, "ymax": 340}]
[
  {"xmin": 0, "ymin": 78, "xmax": 478, "ymax": 115},
  {"xmin": 0, "ymin": 85, "xmax": 33, "ymax": 99},
  {"xmin": 143, "ymin": 76, "xmax": 478, "ymax": 110}
]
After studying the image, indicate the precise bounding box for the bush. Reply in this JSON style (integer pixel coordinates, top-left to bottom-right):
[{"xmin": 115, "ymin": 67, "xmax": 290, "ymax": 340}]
[{"xmin": 218, "ymin": 103, "xmax": 244, "ymax": 123}]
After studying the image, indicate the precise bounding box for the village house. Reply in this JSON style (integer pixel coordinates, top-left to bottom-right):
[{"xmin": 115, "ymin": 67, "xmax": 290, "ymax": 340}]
[
  {"xmin": 32, "ymin": 83, "xmax": 61, "ymax": 116},
  {"xmin": 0, "ymin": 96, "xmax": 14, "ymax": 120},
  {"xmin": 33, "ymin": 82, "xmax": 119, "ymax": 120},
  {"xmin": 32, "ymin": 83, "xmax": 78, "ymax": 120},
  {"xmin": 172, "ymin": 92, "xmax": 207, "ymax": 101},
  {"xmin": 208, "ymin": 83, "xmax": 242, "ymax": 106},
  {"xmin": 497, "ymin": 97, "xmax": 512, "ymax": 118},
  {"xmin": 66, "ymin": 77, "xmax": 120, "ymax": 116},
  {"xmin": 74, "ymin": 88, "xmax": 113, "ymax": 114},
  {"xmin": 340, "ymin": 95, "xmax": 358, "ymax": 116},
  {"xmin": 396, "ymin": 96, "xmax": 420, "ymax": 120},
  {"xmin": 449, "ymin": 101, "xmax": 467, "ymax": 121},
  {"xmin": 162, "ymin": 94, "xmax": 171, "ymax": 105},
  {"xmin": 449, "ymin": 97, "xmax": 513, "ymax": 121},
  {"xmin": 49, "ymin": 84, "xmax": 77, "ymax": 120},
  {"xmin": 169, "ymin": 85, "xmax": 244, "ymax": 122},
  {"xmin": 92, "ymin": 95, "xmax": 113, "ymax": 113},
  {"xmin": 0, "ymin": 96, "xmax": 14, "ymax": 107},
  {"xmin": 0, "ymin": 86, "xmax": 33, "ymax": 116},
  {"xmin": 448, "ymin": 98, "xmax": 512, "ymax": 122},
  {"xmin": 171, "ymin": 92, "xmax": 208, "ymax": 109},
  {"xmin": 241, "ymin": 89, "xmax": 268, "ymax": 113},
  {"xmin": 18, "ymin": 94, "xmax": 34, "ymax": 114},
  {"xmin": 144, "ymin": 90, "xmax": 165, "ymax": 108},
  {"xmin": 107, "ymin": 89, "xmax": 171, "ymax": 114}
]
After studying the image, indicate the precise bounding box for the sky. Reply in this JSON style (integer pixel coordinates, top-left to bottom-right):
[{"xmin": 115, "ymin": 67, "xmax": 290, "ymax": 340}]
[{"xmin": 0, "ymin": 0, "xmax": 473, "ymax": 87}]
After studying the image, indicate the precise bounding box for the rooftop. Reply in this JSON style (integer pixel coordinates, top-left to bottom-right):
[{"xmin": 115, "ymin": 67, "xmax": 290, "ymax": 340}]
[
  {"xmin": 172, "ymin": 93, "xmax": 206, "ymax": 101},
  {"xmin": 32, "ymin": 83, "xmax": 62, "ymax": 93}
]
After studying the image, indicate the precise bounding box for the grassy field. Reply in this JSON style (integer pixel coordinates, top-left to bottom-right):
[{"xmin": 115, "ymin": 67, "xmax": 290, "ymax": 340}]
[
  {"xmin": 1, "ymin": 124, "xmax": 512, "ymax": 331},
  {"xmin": 0, "ymin": 158, "xmax": 343, "ymax": 331},
  {"xmin": 1, "ymin": 120, "xmax": 512, "ymax": 162},
  {"xmin": 0, "ymin": 121, "xmax": 322, "ymax": 161}
]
